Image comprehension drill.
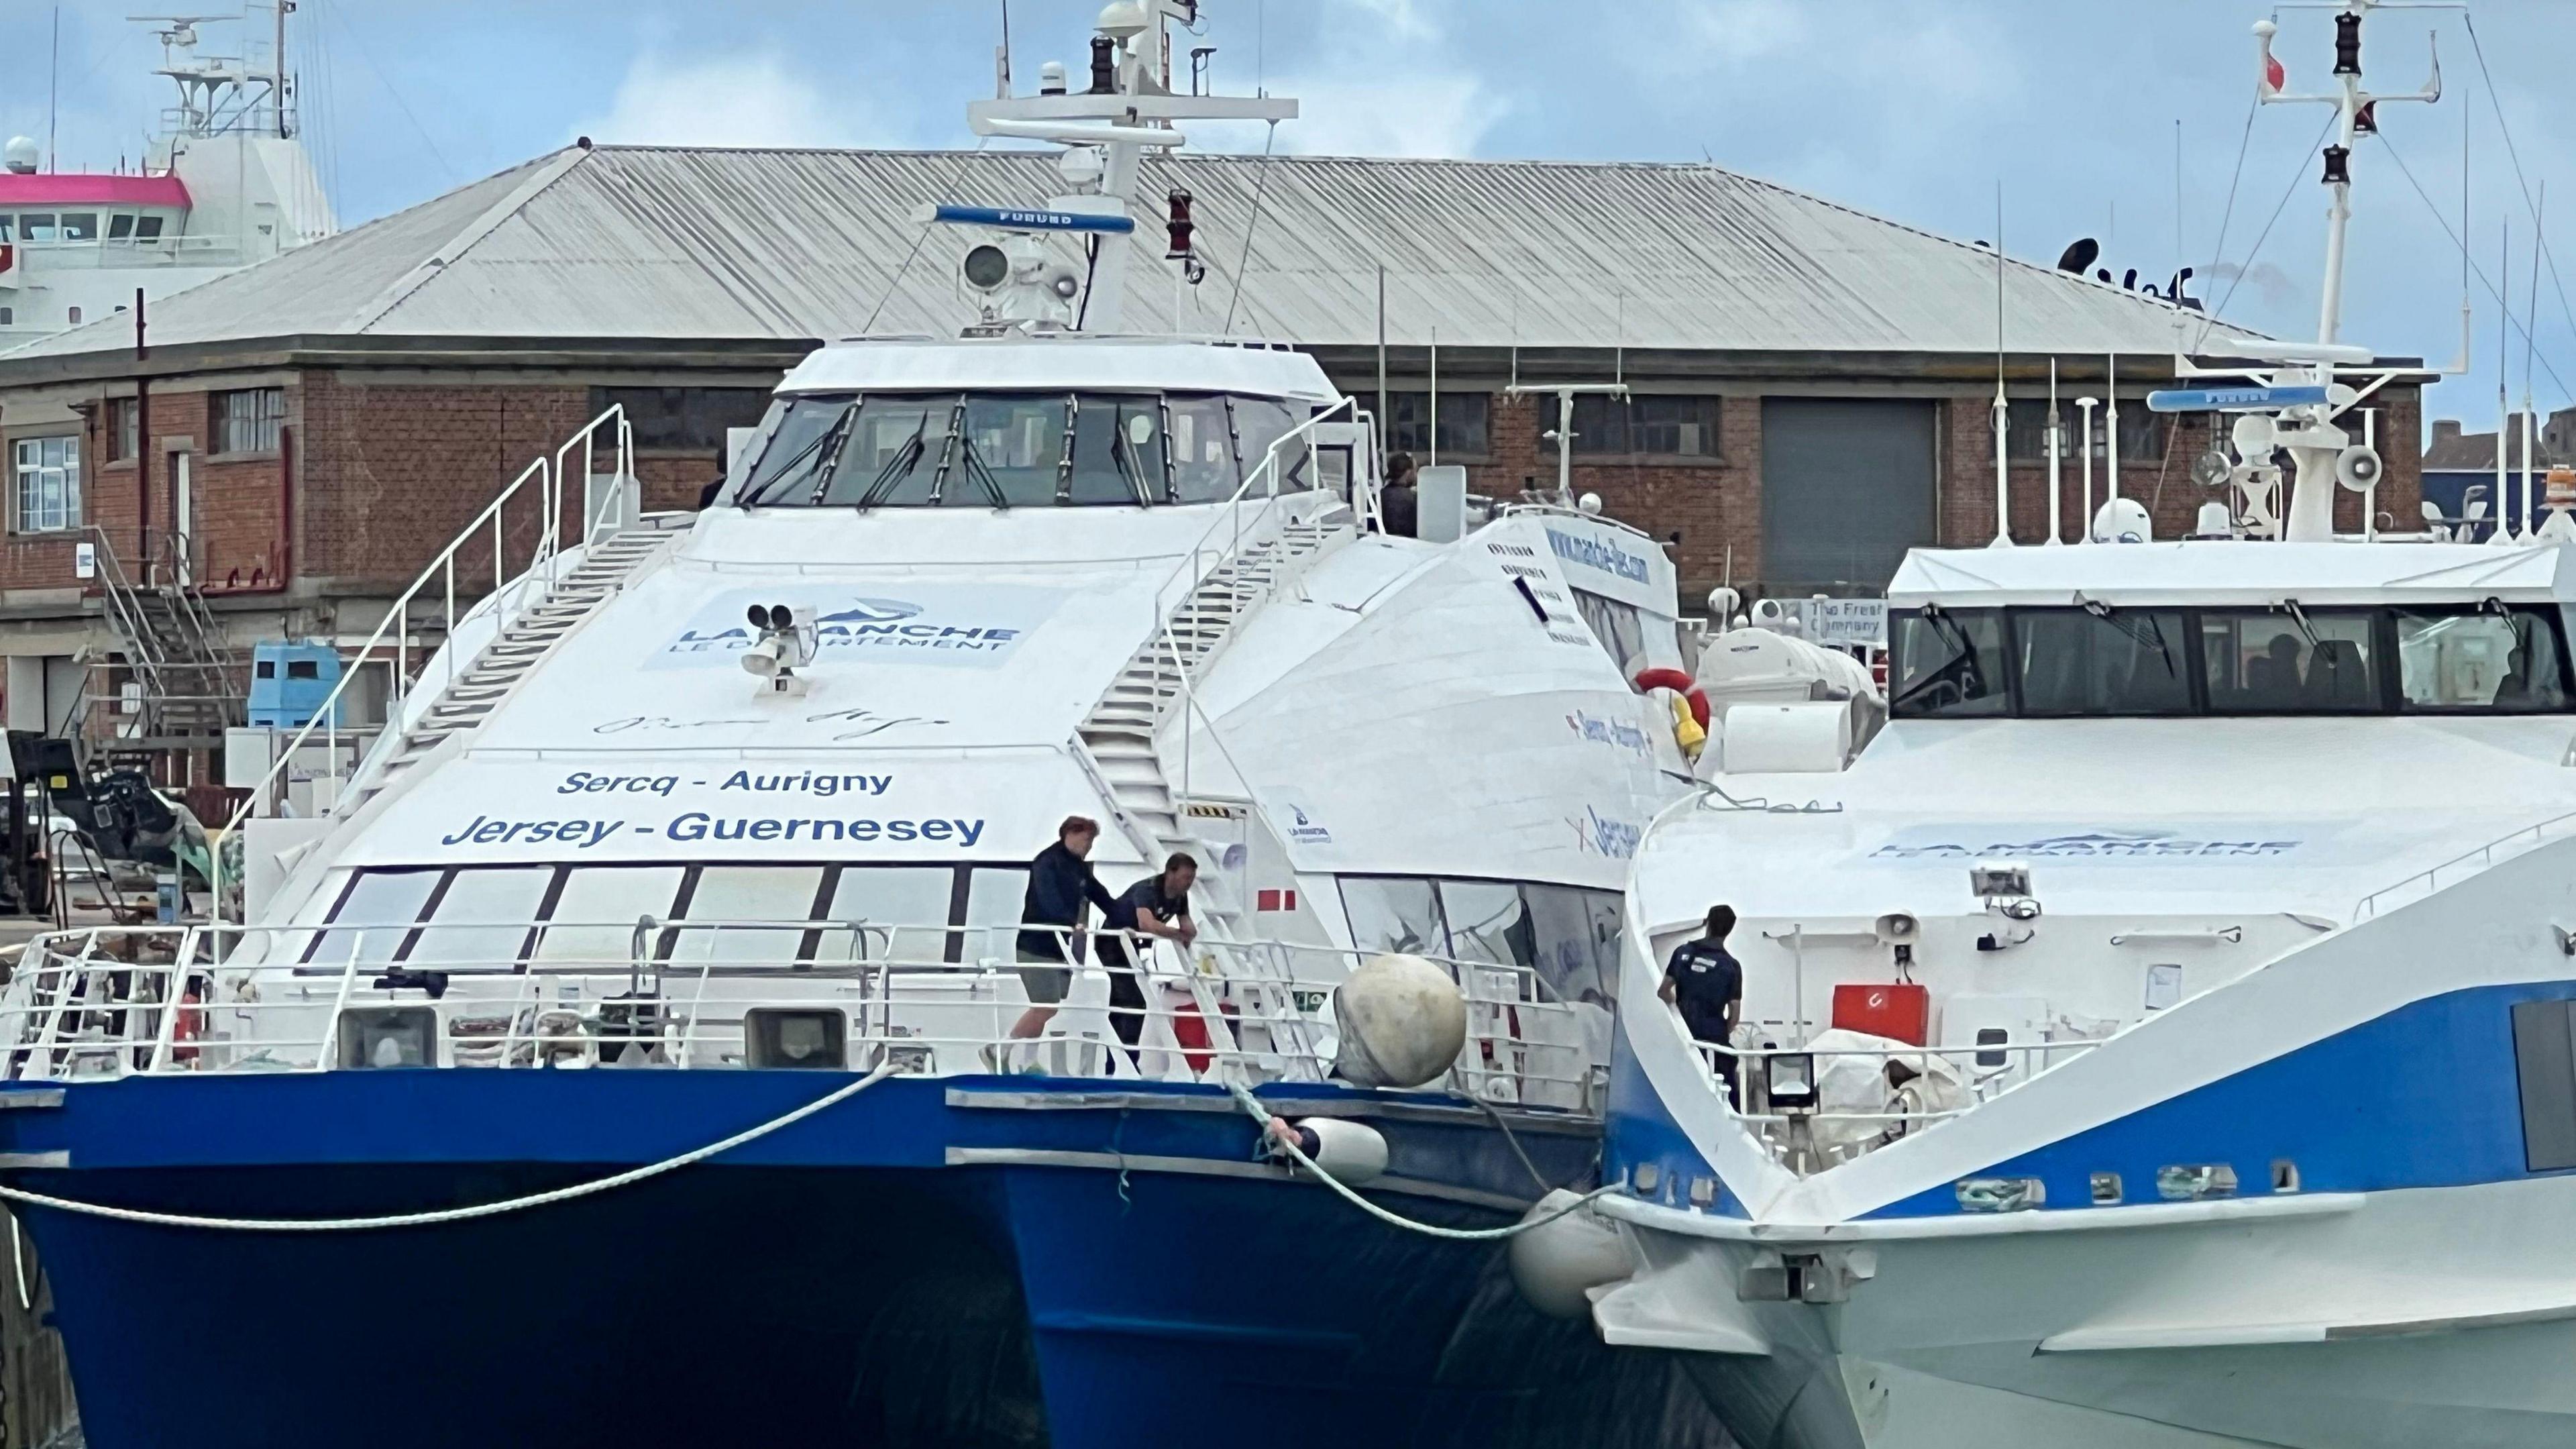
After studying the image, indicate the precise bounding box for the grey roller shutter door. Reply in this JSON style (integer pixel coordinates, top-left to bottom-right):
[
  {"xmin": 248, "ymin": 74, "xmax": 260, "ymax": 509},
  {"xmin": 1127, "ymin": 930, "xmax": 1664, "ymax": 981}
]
[{"xmin": 1760, "ymin": 398, "xmax": 1938, "ymax": 594}]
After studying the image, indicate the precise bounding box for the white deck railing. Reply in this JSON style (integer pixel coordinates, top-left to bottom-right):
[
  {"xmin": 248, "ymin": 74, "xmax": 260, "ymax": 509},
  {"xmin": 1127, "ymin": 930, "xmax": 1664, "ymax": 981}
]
[{"xmin": 0, "ymin": 920, "xmax": 1603, "ymax": 1111}]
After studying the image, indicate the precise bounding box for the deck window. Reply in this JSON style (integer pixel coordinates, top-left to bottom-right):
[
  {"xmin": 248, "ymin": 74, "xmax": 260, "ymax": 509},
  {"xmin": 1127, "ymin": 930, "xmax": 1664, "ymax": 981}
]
[
  {"xmin": 134, "ymin": 215, "xmax": 165, "ymax": 241},
  {"xmin": 58, "ymin": 213, "xmax": 97, "ymax": 243},
  {"xmin": 530, "ymin": 866, "xmax": 688, "ymax": 967},
  {"xmin": 106, "ymin": 214, "xmax": 134, "ymax": 241},
  {"xmin": 1340, "ymin": 877, "xmax": 1447, "ymax": 957},
  {"xmin": 2202, "ymin": 609, "xmax": 2379, "ymax": 712},
  {"xmin": 405, "ymin": 866, "xmax": 553, "ymax": 967},
  {"xmin": 307, "ymin": 868, "xmax": 441, "ymax": 967},
  {"xmin": 822, "ymin": 865, "xmax": 959, "ymax": 963},
  {"xmin": 667, "ymin": 865, "xmax": 829, "ymax": 966}
]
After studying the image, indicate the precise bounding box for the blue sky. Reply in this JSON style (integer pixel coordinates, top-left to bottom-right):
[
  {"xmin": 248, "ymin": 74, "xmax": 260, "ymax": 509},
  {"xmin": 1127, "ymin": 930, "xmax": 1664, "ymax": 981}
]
[{"xmin": 8, "ymin": 0, "xmax": 2576, "ymax": 434}]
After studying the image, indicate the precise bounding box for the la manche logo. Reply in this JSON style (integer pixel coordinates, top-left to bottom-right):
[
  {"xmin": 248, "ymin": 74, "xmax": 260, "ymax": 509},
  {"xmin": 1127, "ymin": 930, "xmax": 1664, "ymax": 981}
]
[{"xmin": 665, "ymin": 597, "xmax": 1025, "ymax": 655}]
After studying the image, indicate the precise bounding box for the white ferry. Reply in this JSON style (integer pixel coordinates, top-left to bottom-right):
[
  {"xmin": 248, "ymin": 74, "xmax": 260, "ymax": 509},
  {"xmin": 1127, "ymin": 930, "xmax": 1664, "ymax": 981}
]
[
  {"xmin": 0, "ymin": 5, "xmax": 1726, "ymax": 1447},
  {"xmin": 1572, "ymin": 6, "xmax": 2576, "ymax": 1445}
]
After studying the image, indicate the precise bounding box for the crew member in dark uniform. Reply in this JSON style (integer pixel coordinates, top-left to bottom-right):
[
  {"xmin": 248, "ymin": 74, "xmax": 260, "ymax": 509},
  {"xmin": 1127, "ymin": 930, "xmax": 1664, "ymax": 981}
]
[
  {"xmin": 1098, "ymin": 852, "xmax": 1199, "ymax": 1067},
  {"xmin": 1660, "ymin": 904, "xmax": 1743, "ymax": 1106},
  {"xmin": 1012, "ymin": 816, "xmax": 1118, "ymax": 1042}
]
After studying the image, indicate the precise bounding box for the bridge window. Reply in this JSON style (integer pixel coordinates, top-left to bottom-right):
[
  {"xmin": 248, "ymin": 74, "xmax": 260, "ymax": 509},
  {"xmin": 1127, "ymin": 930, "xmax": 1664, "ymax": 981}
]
[
  {"xmin": 2396, "ymin": 606, "xmax": 2571, "ymax": 712},
  {"xmin": 736, "ymin": 390, "xmax": 1307, "ymax": 508},
  {"xmin": 58, "ymin": 213, "xmax": 97, "ymax": 243},
  {"xmin": 2202, "ymin": 609, "xmax": 2379, "ymax": 712},
  {"xmin": 1891, "ymin": 603, "xmax": 2575, "ymax": 718},
  {"xmin": 1890, "ymin": 606, "xmax": 2009, "ymax": 718},
  {"xmin": 2016, "ymin": 607, "xmax": 2191, "ymax": 716}
]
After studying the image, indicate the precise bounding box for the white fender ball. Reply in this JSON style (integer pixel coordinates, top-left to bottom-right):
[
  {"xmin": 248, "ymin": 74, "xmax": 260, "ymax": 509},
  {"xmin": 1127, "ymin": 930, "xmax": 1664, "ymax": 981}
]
[{"xmin": 1332, "ymin": 953, "xmax": 1468, "ymax": 1089}]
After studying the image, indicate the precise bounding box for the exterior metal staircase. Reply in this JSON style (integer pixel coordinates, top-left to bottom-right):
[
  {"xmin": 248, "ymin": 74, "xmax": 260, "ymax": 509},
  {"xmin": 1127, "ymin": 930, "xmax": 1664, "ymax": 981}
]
[
  {"xmin": 1075, "ymin": 512, "xmax": 1344, "ymax": 882},
  {"xmin": 343, "ymin": 515, "xmax": 688, "ymax": 814},
  {"xmin": 84, "ymin": 527, "xmax": 244, "ymax": 748}
]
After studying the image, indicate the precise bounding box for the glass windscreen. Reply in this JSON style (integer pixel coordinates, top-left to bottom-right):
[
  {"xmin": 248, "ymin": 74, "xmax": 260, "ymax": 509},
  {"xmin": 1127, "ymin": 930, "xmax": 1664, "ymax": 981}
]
[
  {"xmin": 531, "ymin": 867, "xmax": 687, "ymax": 967},
  {"xmin": 1340, "ymin": 877, "xmax": 1447, "ymax": 955},
  {"xmin": 1891, "ymin": 603, "xmax": 2571, "ymax": 718},
  {"xmin": 822, "ymin": 866, "xmax": 959, "ymax": 963},
  {"xmin": 308, "ymin": 869, "xmax": 439, "ymax": 966},
  {"xmin": 962, "ymin": 866, "xmax": 1032, "ymax": 961},
  {"xmin": 2017, "ymin": 608, "xmax": 2191, "ymax": 715},
  {"xmin": 2396, "ymin": 606, "xmax": 2571, "ymax": 711},
  {"xmin": 1890, "ymin": 608, "xmax": 2009, "ymax": 718},
  {"xmin": 2202, "ymin": 610, "xmax": 2379, "ymax": 712},
  {"xmin": 667, "ymin": 866, "xmax": 828, "ymax": 966},
  {"xmin": 406, "ymin": 867, "xmax": 551, "ymax": 967},
  {"xmin": 1440, "ymin": 879, "xmax": 1536, "ymax": 971},
  {"xmin": 731, "ymin": 390, "xmax": 1310, "ymax": 508}
]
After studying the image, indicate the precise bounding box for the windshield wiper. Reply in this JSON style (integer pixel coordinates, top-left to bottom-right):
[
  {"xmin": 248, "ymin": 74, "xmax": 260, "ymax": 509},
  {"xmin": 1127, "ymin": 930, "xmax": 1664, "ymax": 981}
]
[
  {"xmin": 2280, "ymin": 598, "xmax": 2322, "ymax": 649},
  {"xmin": 1109, "ymin": 408, "xmax": 1155, "ymax": 506},
  {"xmin": 799, "ymin": 405, "xmax": 869, "ymax": 506},
  {"xmin": 1891, "ymin": 608, "xmax": 1980, "ymax": 710},
  {"xmin": 737, "ymin": 403, "xmax": 854, "ymax": 508},
  {"xmin": 957, "ymin": 432, "xmax": 1012, "ymax": 508},
  {"xmin": 849, "ymin": 415, "xmax": 931, "ymax": 510}
]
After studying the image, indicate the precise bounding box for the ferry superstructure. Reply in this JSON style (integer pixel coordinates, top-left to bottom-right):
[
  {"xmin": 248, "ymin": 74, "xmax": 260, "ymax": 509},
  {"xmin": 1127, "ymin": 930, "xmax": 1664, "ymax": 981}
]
[
  {"xmin": 1577, "ymin": 6, "xmax": 2576, "ymax": 1446},
  {"xmin": 0, "ymin": 5, "xmax": 1724, "ymax": 1447},
  {"xmin": 1, "ymin": 9, "xmax": 333, "ymax": 345}
]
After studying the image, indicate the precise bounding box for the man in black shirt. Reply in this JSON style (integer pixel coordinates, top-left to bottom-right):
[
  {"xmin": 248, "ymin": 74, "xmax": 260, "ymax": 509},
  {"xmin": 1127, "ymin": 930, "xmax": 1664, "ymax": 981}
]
[
  {"xmin": 1012, "ymin": 816, "xmax": 1118, "ymax": 1041},
  {"xmin": 1098, "ymin": 853, "xmax": 1198, "ymax": 1067},
  {"xmin": 1660, "ymin": 904, "xmax": 1743, "ymax": 1106}
]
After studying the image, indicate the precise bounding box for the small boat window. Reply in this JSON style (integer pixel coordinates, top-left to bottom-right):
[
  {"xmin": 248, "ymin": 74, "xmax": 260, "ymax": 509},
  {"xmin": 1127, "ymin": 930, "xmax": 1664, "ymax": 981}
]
[
  {"xmin": 1167, "ymin": 394, "xmax": 1242, "ymax": 502},
  {"xmin": 58, "ymin": 213, "xmax": 97, "ymax": 243},
  {"xmin": 1340, "ymin": 877, "xmax": 1447, "ymax": 956},
  {"xmin": 405, "ymin": 865, "xmax": 553, "ymax": 967},
  {"xmin": 819, "ymin": 865, "xmax": 957, "ymax": 963},
  {"xmin": 1890, "ymin": 607, "xmax": 2009, "ymax": 718},
  {"xmin": 2202, "ymin": 608, "xmax": 2379, "ymax": 712},
  {"xmin": 133, "ymin": 215, "xmax": 165, "ymax": 241},
  {"xmin": 2016, "ymin": 608, "xmax": 2192, "ymax": 716},
  {"xmin": 307, "ymin": 868, "xmax": 441, "ymax": 966},
  {"xmin": 15, "ymin": 215, "xmax": 57, "ymax": 244},
  {"xmin": 666, "ymin": 865, "xmax": 829, "ymax": 967},
  {"xmin": 961, "ymin": 865, "xmax": 1033, "ymax": 961},
  {"xmin": 1067, "ymin": 392, "xmax": 1166, "ymax": 504},
  {"xmin": 2396, "ymin": 604, "xmax": 2571, "ymax": 712},
  {"xmin": 106, "ymin": 214, "xmax": 134, "ymax": 240},
  {"xmin": 529, "ymin": 865, "xmax": 687, "ymax": 967},
  {"xmin": 1440, "ymin": 879, "xmax": 1535, "ymax": 971}
]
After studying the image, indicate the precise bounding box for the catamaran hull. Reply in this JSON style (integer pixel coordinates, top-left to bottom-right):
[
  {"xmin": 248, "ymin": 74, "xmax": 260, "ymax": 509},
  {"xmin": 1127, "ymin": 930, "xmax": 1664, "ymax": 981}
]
[
  {"xmin": 0, "ymin": 1071, "xmax": 1723, "ymax": 1449},
  {"xmin": 1629, "ymin": 1173, "xmax": 2576, "ymax": 1449}
]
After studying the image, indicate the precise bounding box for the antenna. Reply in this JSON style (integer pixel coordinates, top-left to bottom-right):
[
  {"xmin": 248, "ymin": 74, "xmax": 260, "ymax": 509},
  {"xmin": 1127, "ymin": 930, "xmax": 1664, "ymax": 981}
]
[
  {"xmin": 2497, "ymin": 217, "xmax": 2510, "ymax": 541},
  {"xmin": 48, "ymin": 7, "xmax": 60, "ymax": 172},
  {"xmin": 2523, "ymin": 180, "xmax": 2543, "ymax": 537},
  {"xmin": 1992, "ymin": 183, "xmax": 2012, "ymax": 547},
  {"xmin": 2046, "ymin": 359, "xmax": 2064, "ymax": 545},
  {"xmin": 996, "ymin": 1, "xmax": 1013, "ymax": 99}
]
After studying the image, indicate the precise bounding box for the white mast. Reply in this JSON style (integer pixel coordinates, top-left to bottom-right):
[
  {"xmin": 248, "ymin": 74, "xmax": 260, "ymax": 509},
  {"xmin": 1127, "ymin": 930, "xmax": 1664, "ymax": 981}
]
[
  {"xmin": 2045, "ymin": 360, "xmax": 2063, "ymax": 545},
  {"xmin": 962, "ymin": 1, "xmax": 1295, "ymax": 333},
  {"xmin": 2167, "ymin": 3, "xmax": 2438, "ymax": 543}
]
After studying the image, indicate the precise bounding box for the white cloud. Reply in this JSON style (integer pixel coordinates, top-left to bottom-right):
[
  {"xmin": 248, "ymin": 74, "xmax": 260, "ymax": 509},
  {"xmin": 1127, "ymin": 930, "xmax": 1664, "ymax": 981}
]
[
  {"xmin": 1679, "ymin": 0, "xmax": 1811, "ymax": 68},
  {"xmin": 1265, "ymin": 72, "xmax": 1507, "ymax": 158},
  {"xmin": 572, "ymin": 49, "xmax": 894, "ymax": 149}
]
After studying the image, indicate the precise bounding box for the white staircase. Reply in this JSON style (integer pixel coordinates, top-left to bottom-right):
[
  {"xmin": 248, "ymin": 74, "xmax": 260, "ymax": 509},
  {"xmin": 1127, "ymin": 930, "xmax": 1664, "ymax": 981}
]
[
  {"xmin": 346, "ymin": 515, "xmax": 688, "ymax": 814},
  {"xmin": 1075, "ymin": 513, "xmax": 1343, "ymax": 875}
]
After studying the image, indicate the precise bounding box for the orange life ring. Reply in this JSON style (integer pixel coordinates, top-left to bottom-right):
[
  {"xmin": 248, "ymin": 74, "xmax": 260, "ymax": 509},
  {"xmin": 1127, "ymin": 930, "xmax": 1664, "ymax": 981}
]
[{"xmin": 1633, "ymin": 667, "xmax": 1711, "ymax": 729}]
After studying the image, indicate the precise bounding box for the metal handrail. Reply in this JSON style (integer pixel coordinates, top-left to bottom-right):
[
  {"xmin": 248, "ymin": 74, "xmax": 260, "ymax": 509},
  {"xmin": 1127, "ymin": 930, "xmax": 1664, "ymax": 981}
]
[
  {"xmin": 211, "ymin": 408, "xmax": 637, "ymax": 903},
  {"xmin": 0, "ymin": 918, "xmax": 1597, "ymax": 1099},
  {"xmin": 2352, "ymin": 809, "xmax": 2576, "ymax": 920}
]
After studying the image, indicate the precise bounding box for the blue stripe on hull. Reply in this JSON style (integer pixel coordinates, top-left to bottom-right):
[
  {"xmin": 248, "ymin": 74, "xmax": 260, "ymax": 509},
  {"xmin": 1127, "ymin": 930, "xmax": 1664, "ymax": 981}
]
[
  {"xmin": 1866, "ymin": 977, "xmax": 2576, "ymax": 1218},
  {"xmin": 0, "ymin": 1072, "xmax": 1727, "ymax": 1448}
]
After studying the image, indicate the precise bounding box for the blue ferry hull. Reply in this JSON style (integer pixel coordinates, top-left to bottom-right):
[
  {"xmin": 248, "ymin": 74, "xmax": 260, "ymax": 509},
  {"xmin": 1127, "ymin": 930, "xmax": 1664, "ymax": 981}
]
[{"xmin": 0, "ymin": 1071, "xmax": 1721, "ymax": 1448}]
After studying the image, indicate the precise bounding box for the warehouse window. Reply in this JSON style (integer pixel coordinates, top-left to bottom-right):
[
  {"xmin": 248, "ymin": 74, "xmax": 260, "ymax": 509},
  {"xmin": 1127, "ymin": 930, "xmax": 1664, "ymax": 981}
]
[
  {"xmin": 213, "ymin": 388, "xmax": 285, "ymax": 455},
  {"xmin": 1384, "ymin": 391, "xmax": 1490, "ymax": 458},
  {"xmin": 105, "ymin": 398, "xmax": 139, "ymax": 462},
  {"xmin": 11, "ymin": 436, "xmax": 80, "ymax": 534},
  {"xmin": 2004, "ymin": 398, "xmax": 2168, "ymax": 461},
  {"xmin": 595, "ymin": 387, "xmax": 773, "ymax": 451},
  {"xmin": 1570, "ymin": 394, "xmax": 1721, "ymax": 458}
]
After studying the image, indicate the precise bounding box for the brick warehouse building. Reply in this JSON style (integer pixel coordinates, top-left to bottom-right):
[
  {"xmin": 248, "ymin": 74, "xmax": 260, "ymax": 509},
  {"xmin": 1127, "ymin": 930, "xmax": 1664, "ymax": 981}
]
[{"xmin": 0, "ymin": 143, "xmax": 2426, "ymax": 775}]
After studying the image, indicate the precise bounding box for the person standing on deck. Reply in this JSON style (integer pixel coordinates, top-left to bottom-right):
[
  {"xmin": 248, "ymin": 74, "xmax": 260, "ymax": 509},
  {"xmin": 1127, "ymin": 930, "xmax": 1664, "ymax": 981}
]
[
  {"xmin": 1012, "ymin": 816, "xmax": 1118, "ymax": 1040},
  {"xmin": 1660, "ymin": 904, "xmax": 1743, "ymax": 1107},
  {"xmin": 1098, "ymin": 853, "xmax": 1199, "ymax": 1067}
]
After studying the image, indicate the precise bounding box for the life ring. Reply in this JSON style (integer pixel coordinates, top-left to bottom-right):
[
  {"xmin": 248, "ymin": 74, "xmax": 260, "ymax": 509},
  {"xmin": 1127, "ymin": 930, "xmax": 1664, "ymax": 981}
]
[{"xmin": 1633, "ymin": 667, "xmax": 1711, "ymax": 729}]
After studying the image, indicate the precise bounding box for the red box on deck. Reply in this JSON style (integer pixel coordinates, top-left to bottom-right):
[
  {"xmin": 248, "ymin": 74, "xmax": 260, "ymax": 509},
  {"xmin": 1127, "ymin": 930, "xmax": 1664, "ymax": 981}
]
[{"xmin": 1832, "ymin": 982, "xmax": 1929, "ymax": 1045}]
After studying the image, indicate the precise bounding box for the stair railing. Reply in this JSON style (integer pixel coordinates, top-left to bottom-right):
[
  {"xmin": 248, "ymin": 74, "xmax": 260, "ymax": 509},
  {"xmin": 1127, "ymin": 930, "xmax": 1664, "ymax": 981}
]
[{"xmin": 213, "ymin": 406, "xmax": 637, "ymax": 919}]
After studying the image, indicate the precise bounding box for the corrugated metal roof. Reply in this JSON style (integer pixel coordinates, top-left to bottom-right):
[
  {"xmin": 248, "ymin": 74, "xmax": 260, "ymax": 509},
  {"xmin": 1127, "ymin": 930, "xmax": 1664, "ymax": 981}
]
[{"xmin": 3, "ymin": 144, "xmax": 2255, "ymax": 361}]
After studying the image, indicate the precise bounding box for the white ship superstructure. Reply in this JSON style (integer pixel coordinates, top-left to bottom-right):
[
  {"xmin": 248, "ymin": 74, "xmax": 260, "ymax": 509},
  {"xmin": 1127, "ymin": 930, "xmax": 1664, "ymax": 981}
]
[
  {"xmin": 1575, "ymin": 6, "xmax": 2576, "ymax": 1446},
  {"xmin": 1, "ymin": 9, "xmax": 333, "ymax": 345}
]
